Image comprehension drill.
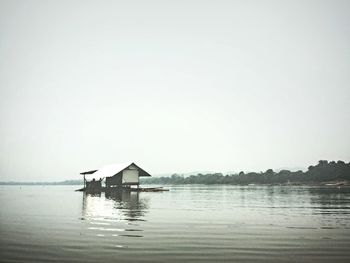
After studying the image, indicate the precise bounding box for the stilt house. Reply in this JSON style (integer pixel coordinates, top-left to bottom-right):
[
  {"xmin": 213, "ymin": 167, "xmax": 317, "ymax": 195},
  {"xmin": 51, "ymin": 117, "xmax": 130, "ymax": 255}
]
[{"xmin": 80, "ymin": 162, "xmax": 151, "ymax": 191}]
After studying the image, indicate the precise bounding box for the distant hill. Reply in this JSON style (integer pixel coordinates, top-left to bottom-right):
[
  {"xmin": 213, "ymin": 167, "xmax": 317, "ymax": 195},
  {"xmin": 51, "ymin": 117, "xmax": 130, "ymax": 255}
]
[
  {"xmin": 154, "ymin": 171, "xmax": 214, "ymax": 177},
  {"xmin": 142, "ymin": 160, "xmax": 350, "ymax": 185},
  {"xmin": 0, "ymin": 180, "xmax": 83, "ymax": 185}
]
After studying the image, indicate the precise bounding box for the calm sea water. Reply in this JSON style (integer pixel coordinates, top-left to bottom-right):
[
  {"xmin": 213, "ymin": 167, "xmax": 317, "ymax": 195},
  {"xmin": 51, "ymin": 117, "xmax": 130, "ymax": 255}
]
[{"xmin": 1, "ymin": 185, "xmax": 350, "ymax": 262}]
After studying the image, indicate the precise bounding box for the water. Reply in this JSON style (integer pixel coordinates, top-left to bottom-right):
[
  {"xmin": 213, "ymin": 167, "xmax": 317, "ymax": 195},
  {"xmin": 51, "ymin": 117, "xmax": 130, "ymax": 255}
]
[{"xmin": 1, "ymin": 185, "xmax": 350, "ymax": 262}]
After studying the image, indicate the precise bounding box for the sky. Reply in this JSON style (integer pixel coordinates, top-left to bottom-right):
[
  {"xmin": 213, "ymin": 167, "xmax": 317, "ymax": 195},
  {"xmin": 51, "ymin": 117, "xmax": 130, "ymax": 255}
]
[{"xmin": 0, "ymin": 0, "xmax": 349, "ymax": 181}]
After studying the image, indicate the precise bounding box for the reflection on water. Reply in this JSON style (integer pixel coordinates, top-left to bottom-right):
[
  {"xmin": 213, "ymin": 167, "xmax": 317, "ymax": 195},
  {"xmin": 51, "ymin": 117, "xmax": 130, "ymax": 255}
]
[
  {"xmin": 308, "ymin": 187, "xmax": 350, "ymax": 213},
  {"xmin": 82, "ymin": 190, "xmax": 149, "ymax": 238},
  {"xmin": 106, "ymin": 191, "xmax": 149, "ymax": 220},
  {"xmin": 307, "ymin": 186, "xmax": 350, "ymax": 232},
  {"xmin": 1, "ymin": 185, "xmax": 350, "ymax": 263}
]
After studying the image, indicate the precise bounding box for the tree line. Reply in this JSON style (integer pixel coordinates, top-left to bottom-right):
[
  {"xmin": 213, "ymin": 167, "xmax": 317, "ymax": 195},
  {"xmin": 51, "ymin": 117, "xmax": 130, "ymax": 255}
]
[{"xmin": 142, "ymin": 160, "xmax": 350, "ymax": 185}]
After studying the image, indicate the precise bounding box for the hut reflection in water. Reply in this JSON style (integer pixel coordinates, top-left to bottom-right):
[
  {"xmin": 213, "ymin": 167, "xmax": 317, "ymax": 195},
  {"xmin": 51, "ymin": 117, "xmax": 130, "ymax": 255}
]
[{"xmin": 82, "ymin": 190, "xmax": 149, "ymax": 222}]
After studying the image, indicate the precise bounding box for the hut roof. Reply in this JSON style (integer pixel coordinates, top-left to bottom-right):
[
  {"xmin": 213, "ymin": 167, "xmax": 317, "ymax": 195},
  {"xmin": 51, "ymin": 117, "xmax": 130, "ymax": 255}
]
[
  {"xmin": 81, "ymin": 162, "xmax": 151, "ymax": 180},
  {"xmin": 80, "ymin": 169, "xmax": 98, "ymax": 175}
]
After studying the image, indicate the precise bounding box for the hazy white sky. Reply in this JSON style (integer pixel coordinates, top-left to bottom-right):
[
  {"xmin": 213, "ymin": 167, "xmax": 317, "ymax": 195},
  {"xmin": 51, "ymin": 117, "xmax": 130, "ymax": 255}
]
[{"xmin": 0, "ymin": 0, "xmax": 349, "ymax": 181}]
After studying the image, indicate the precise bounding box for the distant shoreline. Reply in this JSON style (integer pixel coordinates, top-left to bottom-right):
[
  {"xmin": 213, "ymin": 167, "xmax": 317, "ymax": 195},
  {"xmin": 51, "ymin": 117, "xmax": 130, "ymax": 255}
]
[
  {"xmin": 1, "ymin": 160, "xmax": 349, "ymax": 187},
  {"xmin": 1, "ymin": 181, "xmax": 349, "ymax": 187},
  {"xmin": 0, "ymin": 181, "xmax": 83, "ymax": 186}
]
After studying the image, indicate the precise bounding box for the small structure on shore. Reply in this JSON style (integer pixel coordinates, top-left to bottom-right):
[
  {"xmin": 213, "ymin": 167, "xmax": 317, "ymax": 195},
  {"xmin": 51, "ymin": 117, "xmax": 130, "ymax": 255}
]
[{"xmin": 79, "ymin": 162, "xmax": 157, "ymax": 192}]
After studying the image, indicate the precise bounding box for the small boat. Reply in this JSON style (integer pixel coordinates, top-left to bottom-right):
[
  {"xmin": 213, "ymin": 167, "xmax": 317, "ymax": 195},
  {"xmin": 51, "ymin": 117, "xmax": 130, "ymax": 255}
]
[{"xmin": 130, "ymin": 187, "xmax": 169, "ymax": 192}]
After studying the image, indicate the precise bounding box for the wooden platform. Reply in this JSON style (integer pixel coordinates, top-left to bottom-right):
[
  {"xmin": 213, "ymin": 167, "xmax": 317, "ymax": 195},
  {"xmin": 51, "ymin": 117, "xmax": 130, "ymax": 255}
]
[{"xmin": 76, "ymin": 186, "xmax": 169, "ymax": 193}]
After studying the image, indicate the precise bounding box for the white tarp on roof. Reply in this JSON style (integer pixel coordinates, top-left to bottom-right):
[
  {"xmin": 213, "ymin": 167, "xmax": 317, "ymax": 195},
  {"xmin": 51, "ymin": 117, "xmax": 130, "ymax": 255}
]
[{"xmin": 84, "ymin": 162, "xmax": 132, "ymax": 181}]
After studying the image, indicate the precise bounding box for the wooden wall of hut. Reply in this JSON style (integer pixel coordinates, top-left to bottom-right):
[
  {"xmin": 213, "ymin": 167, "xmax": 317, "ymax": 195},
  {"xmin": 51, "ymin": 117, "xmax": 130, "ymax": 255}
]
[
  {"xmin": 86, "ymin": 179, "xmax": 102, "ymax": 192},
  {"xmin": 105, "ymin": 172, "xmax": 122, "ymax": 187}
]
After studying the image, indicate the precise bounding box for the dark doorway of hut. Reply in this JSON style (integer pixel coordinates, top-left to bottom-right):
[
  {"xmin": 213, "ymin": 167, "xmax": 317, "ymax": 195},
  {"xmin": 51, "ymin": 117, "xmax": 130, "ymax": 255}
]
[{"xmin": 76, "ymin": 162, "xmax": 168, "ymax": 193}]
